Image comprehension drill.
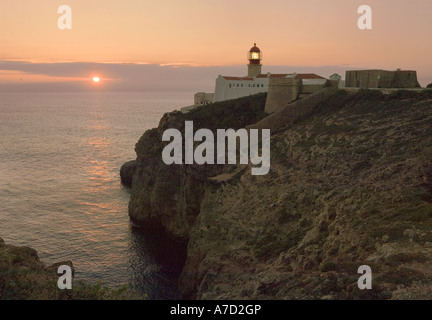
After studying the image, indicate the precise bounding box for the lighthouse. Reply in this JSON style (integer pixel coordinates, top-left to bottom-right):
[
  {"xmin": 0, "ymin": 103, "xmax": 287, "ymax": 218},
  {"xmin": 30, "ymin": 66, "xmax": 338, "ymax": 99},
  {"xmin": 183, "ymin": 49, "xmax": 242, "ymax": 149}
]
[
  {"xmin": 247, "ymin": 43, "xmax": 262, "ymax": 77},
  {"xmin": 204, "ymin": 43, "xmax": 327, "ymax": 106}
]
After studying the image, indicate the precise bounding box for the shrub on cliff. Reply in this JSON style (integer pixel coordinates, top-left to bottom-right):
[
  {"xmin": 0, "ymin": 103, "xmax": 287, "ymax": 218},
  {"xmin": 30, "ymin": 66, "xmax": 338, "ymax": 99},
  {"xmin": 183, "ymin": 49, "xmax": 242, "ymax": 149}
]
[
  {"xmin": 0, "ymin": 239, "xmax": 140, "ymax": 300},
  {"xmin": 427, "ymin": 83, "xmax": 432, "ymax": 88},
  {"xmin": 185, "ymin": 93, "xmax": 268, "ymax": 131}
]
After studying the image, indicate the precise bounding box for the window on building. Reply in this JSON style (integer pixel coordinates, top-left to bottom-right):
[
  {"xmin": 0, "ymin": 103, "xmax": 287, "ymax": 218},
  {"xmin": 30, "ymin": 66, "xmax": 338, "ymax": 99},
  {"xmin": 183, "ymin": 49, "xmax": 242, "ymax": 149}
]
[{"xmin": 229, "ymin": 84, "xmax": 232, "ymax": 88}]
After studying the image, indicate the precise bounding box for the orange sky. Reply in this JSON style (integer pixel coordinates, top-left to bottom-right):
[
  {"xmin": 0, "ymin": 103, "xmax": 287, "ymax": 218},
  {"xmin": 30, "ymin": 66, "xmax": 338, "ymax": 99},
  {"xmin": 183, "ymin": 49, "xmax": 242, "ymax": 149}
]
[{"xmin": 1, "ymin": 0, "xmax": 431, "ymax": 88}]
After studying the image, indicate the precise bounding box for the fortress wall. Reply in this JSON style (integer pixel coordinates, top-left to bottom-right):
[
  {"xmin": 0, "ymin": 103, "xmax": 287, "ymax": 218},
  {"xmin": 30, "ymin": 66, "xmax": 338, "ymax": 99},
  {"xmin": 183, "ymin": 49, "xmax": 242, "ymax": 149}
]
[
  {"xmin": 264, "ymin": 78, "xmax": 301, "ymax": 114},
  {"xmin": 346, "ymin": 70, "xmax": 382, "ymax": 88},
  {"xmin": 377, "ymin": 71, "xmax": 394, "ymax": 88},
  {"xmin": 346, "ymin": 70, "xmax": 420, "ymax": 88},
  {"xmin": 250, "ymin": 88, "xmax": 338, "ymax": 133},
  {"xmin": 392, "ymin": 71, "xmax": 421, "ymax": 88},
  {"xmin": 345, "ymin": 72, "xmax": 354, "ymax": 88},
  {"xmin": 300, "ymin": 84, "xmax": 325, "ymax": 94}
]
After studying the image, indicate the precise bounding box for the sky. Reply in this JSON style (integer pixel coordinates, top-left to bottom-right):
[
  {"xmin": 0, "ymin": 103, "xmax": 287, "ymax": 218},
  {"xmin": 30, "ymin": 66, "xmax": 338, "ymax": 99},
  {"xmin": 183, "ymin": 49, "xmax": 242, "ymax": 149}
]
[{"xmin": 1, "ymin": 0, "xmax": 431, "ymax": 92}]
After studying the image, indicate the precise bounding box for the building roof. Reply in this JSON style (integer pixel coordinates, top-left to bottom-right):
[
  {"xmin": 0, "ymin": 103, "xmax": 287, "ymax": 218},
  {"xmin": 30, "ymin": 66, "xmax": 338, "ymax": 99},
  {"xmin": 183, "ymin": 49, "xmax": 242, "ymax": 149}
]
[
  {"xmin": 346, "ymin": 69, "xmax": 417, "ymax": 73},
  {"xmin": 221, "ymin": 73, "xmax": 326, "ymax": 81},
  {"xmin": 257, "ymin": 73, "xmax": 326, "ymax": 79},
  {"xmin": 222, "ymin": 76, "xmax": 254, "ymax": 81},
  {"xmin": 256, "ymin": 74, "xmax": 289, "ymax": 78},
  {"xmin": 295, "ymin": 73, "xmax": 326, "ymax": 80}
]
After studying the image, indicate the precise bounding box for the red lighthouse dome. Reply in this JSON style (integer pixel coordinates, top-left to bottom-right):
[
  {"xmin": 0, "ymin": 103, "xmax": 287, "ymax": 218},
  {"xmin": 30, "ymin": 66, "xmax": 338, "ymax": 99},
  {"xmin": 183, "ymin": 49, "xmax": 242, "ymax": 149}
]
[{"xmin": 250, "ymin": 43, "xmax": 261, "ymax": 53}]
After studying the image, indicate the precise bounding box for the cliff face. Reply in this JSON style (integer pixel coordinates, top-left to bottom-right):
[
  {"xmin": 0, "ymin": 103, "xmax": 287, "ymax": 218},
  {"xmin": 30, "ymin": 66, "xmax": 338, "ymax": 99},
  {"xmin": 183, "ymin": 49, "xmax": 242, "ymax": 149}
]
[
  {"xmin": 128, "ymin": 93, "xmax": 268, "ymax": 240},
  {"xmin": 128, "ymin": 89, "xmax": 432, "ymax": 299}
]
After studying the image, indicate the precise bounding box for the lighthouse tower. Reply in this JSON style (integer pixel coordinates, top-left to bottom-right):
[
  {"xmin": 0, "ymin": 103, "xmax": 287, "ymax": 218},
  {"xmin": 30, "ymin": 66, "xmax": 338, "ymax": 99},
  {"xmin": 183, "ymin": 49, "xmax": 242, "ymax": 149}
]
[{"xmin": 247, "ymin": 43, "xmax": 262, "ymax": 77}]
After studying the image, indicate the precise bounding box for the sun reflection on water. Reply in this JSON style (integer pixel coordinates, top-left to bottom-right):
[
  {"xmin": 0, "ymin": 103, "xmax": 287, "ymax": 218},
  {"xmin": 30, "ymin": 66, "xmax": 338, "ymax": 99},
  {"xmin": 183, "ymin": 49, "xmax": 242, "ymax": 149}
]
[{"xmin": 1, "ymin": 92, "xmax": 194, "ymax": 299}]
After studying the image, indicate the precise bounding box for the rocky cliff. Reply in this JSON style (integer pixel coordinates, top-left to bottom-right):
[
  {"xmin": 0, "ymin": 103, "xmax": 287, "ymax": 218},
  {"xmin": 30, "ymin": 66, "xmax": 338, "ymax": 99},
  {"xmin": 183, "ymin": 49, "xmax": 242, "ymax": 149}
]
[
  {"xmin": 128, "ymin": 93, "xmax": 268, "ymax": 240},
  {"xmin": 127, "ymin": 89, "xmax": 432, "ymax": 299},
  {"xmin": 0, "ymin": 237, "xmax": 132, "ymax": 300}
]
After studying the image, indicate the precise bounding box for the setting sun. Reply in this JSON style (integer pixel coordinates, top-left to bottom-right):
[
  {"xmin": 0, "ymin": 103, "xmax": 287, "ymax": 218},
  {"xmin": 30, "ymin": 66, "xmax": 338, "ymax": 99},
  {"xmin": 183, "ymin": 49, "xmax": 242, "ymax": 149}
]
[{"xmin": 92, "ymin": 76, "xmax": 100, "ymax": 83}]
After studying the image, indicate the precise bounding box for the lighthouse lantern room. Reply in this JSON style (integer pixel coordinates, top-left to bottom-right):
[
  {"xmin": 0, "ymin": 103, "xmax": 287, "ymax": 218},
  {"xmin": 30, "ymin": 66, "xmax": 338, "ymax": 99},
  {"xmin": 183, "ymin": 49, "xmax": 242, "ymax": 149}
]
[{"xmin": 247, "ymin": 43, "xmax": 262, "ymax": 77}]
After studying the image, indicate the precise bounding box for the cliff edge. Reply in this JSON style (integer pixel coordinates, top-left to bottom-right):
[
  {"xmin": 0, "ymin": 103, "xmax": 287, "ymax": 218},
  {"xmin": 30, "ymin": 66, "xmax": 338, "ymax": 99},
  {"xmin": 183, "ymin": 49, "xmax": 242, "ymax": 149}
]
[
  {"xmin": 127, "ymin": 89, "xmax": 432, "ymax": 299},
  {"xmin": 128, "ymin": 93, "xmax": 268, "ymax": 240}
]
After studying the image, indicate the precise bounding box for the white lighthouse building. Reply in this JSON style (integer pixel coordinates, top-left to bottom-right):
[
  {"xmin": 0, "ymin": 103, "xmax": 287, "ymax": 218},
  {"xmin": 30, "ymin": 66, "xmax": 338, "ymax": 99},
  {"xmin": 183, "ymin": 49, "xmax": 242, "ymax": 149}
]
[
  {"xmin": 213, "ymin": 44, "xmax": 268, "ymax": 102},
  {"xmin": 212, "ymin": 44, "xmax": 327, "ymax": 103},
  {"xmin": 182, "ymin": 44, "xmax": 328, "ymax": 113}
]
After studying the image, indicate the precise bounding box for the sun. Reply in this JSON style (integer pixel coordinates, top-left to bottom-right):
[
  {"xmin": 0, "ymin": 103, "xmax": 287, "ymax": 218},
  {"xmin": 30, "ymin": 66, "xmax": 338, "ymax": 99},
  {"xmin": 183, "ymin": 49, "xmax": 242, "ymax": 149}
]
[{"xmin": 92, "ymin": 76, "xmax": 101, "ymax": 83}]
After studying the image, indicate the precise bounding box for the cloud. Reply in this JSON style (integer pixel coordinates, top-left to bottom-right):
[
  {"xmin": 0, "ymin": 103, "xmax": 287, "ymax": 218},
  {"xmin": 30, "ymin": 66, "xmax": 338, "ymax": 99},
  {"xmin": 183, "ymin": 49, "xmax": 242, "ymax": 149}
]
[
  {"xmin": 3, "ymin": 60, "xmax": 420, "ymax": 92},
  {"xmin": 0, "ymin": 60, "xmax": 217, "ymax": 92}
]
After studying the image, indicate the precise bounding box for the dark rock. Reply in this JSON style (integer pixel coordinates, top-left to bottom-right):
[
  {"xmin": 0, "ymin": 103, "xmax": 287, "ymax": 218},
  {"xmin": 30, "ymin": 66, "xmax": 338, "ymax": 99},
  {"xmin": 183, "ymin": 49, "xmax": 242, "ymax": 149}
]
[
  {"xmin": 46, "ymin": 260, "xmax": 75, "ymax": 276},
  {"xmin": 0, "ymin": 241, "xmax": 126, "ymax": 299},
  {"xmin": 120, "ymin": 160, "xmax": 137, "ymax": 187}
]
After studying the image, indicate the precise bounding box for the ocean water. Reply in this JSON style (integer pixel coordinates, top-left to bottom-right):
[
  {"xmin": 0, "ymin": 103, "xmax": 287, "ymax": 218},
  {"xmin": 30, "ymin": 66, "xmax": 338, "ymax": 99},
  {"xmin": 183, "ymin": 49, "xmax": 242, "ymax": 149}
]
[{"xmin": 0, "ymin": 91, "xmax": 191, "ymax": 299}]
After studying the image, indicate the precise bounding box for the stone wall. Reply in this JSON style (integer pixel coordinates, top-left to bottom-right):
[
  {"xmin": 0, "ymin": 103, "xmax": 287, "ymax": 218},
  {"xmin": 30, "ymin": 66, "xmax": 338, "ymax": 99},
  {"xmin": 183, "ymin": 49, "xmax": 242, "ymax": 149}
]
[
  {"xmin": 264, "ymin": 79, "xmax": 328, "ymax": 114},
  {"xmin": 264, "ymin": 78, "xmax": 301, "ymax": 114},
  {"xmin": 194, "ymin": 92, "xmax": 214, "ymax": 105},
  {"xmin": 300, "ymin": 84, "xmax": 326, "ymax": 94},
  {"xmin": 392, "ymin": 71, "xmax": 421, "ymax": 88},
  {"xmin": 346, "ymin": 70, "xmax": 420, "ymax": 88},
  {"xmin": 251, "ymin": 88, "xmax": 338, "ymax": 132}
]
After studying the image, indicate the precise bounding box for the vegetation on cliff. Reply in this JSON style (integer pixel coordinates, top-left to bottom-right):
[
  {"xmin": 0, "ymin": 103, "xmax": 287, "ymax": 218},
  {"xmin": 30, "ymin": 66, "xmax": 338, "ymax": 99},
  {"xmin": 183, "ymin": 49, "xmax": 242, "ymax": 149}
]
[
  {"xmin": 0, "ymin": 238, "xmax": 133, "ymax": 300},
  {"xmin": 128, "ymin": 89, "xmax": 432, "ymax": 300}
]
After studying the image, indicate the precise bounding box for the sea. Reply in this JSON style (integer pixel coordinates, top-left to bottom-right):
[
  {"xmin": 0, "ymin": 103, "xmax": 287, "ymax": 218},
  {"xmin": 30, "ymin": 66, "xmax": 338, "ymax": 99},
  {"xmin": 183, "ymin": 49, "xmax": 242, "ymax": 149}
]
[{"xmin": 0, "ymin": 91, "xmax": 192, "ymax": 299}]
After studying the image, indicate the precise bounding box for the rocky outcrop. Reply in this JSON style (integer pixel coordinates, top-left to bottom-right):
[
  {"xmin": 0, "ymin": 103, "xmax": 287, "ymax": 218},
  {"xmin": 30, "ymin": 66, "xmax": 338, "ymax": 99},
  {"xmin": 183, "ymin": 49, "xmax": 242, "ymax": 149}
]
[
  {"xmin": 0, "ymin": 238, "xmax": 72, "ymax": 299},
  {"xmin": 127, "ymin": 89, "xmax": 432, "ymax": 299},
  {"xmin": 0, "ymin": 238, "xmax": 131, "ymax": 300},
  {"xmin": 120, "ymin": 160, "xmax": 137, "ymax": 187},
  {"xmin": 128, "ymin": 93, "xmax": 268, "ymax": 240}
]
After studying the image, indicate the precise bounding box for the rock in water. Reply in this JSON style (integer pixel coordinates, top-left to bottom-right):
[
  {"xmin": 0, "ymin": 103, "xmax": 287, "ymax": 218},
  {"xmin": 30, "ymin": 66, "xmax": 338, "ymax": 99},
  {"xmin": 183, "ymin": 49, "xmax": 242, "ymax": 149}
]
[
  {"xmin": 46, "ymin": 260, "xmax": 75, "ymax": 276},
  {"xmin": 120, "ymin": 160, "xmax": 137, "ymax": 187}
]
